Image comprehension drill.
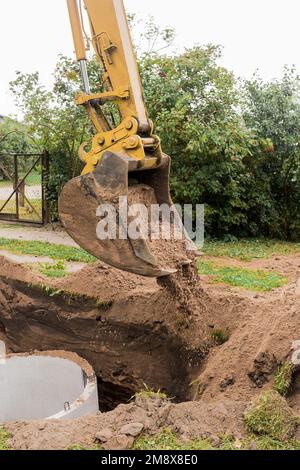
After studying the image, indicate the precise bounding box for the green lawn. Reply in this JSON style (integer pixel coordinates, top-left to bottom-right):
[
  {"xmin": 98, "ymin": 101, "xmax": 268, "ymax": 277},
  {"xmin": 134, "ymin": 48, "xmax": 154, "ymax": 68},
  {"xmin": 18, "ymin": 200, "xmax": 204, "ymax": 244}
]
[
  {"xmin": 133, "ymin": 429, "xmax": 300, "ymax": 451},
  {"xmin": 0, "ymin": 170, "xmax": 41, "ymax": 188},
  {"xmin": 133, "ymin": 429, "xmax": 214, "ymax": 451},
  {"xmin": 20, "ymin": 169, "xmax": 41, "ymax": 186},
  {"xmin": 0, "ymin": 237, "xmax": 96, "ymax": 263},
  {"xmin": 0, "ymin": 180, "xmax": 13, "ymax": 188},
  {"xmin": 198, "ymin": 260, "xmax": 287, "ymax": 291},
  {"xmin": 37, "ymin": 261, "xmax": 68, "ymax": 278},
  {"xmin": 203, "ymin": 239, "xmax": 300, "ymax": 261},
  {"xmin": 0, "ymin": 237, "xmax": 297, "ymax": 290},
  {"xmin": 0, "ymin": 199, "xmax": 42, "ymax": 222}
]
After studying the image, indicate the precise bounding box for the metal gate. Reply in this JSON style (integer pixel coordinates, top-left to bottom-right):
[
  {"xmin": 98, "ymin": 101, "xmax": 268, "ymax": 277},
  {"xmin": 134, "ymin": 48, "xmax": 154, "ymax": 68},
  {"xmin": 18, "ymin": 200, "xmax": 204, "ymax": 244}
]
[{"xmin": 0, "ymin": 152, "xmax": 49, "ymax": 225}]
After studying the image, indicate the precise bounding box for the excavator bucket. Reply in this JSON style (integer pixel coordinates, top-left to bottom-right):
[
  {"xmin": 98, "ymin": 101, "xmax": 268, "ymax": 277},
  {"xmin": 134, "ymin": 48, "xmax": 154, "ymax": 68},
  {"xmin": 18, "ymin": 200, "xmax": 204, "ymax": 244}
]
[{"xmin": 59, "ymin": 152, "xmax": 197, "ymax": 277}]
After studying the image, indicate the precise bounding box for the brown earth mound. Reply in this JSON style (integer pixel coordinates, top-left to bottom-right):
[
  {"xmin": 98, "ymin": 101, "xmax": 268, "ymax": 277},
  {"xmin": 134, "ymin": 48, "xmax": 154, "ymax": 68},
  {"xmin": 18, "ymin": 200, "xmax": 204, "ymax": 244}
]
[
  {"xmin": 0, "ymin": 256, "xmax": 212, "ymax": 409},
  {"xmin": 6, "ymin": 396, "xmax": 246, "ymax": 451},
  {"xmin": 1, "ymin": 252, "xmax": 300, "ymax": 449}
]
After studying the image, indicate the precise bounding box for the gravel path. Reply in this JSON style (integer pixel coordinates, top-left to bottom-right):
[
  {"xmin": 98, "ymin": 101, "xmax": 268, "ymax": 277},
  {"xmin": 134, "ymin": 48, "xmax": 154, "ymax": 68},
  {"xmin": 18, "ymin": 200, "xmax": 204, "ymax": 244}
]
[
  {"xmin": 0, "ymin": 223, "xmax": 79, "ymax": 247},
  {"xmin": 0, "ymin": 185, "xmax": 42, "ymax": 200}
]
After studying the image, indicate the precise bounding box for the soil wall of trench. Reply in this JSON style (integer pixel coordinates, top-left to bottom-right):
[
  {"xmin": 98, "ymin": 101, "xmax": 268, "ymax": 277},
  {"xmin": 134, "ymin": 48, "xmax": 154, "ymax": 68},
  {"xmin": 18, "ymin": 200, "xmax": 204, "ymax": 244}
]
[{"xmin": 0, "ymin": 265, "xmax": 210, "ymax": 411}]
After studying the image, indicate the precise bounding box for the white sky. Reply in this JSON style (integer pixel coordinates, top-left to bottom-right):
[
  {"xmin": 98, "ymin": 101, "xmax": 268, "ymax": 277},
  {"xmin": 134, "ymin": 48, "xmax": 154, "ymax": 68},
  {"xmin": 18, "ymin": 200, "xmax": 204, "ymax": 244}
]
[{"xmin": 1, "ymin": 0, "xmax": 300, "ymax": 116}]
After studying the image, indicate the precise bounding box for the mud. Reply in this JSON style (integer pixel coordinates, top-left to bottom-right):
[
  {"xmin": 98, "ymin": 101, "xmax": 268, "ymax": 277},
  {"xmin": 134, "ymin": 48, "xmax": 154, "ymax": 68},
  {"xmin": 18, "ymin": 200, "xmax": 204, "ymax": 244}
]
[
  {"xmin": 1, "ymin": 251, "xmax": 300, "ymax": 450},
  {"xmin": 0, "ymin": 257, "xmax": 210, "ymax": 412},
  {"xmin": 5, "ymin": 397, "xmax": 246, "ymax": 450},
  {"xmin": 59, "ymin": 171, "xmax": 196, "ymax": 277}
]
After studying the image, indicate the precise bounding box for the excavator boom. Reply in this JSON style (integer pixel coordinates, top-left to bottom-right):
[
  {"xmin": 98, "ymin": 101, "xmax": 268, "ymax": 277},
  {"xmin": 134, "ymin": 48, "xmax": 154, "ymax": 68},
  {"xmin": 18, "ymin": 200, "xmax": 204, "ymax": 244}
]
[
  {"xmin": 66, "ymin": 0, "xmax": 161, "ymax": 172},
  {"xmin": 59, "ymin": 0, "xmax": 196, "ymax": 277}
]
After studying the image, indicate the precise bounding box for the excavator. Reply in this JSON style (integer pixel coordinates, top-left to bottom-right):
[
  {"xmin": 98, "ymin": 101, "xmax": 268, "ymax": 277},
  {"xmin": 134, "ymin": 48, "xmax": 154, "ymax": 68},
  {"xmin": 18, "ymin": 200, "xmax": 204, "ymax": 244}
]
[{"xmin": 59, "ymin": 0, "xmax": 196, "ymax": 277}]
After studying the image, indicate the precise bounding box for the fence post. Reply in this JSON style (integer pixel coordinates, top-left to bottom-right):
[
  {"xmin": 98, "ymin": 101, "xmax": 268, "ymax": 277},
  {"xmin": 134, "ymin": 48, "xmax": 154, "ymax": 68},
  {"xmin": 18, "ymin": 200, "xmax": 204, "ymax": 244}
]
[
  {"xmin": 14, "ymin": 154, "xmax": 19, "ymax": 220},
  {"xmin": 42, "ymin": 150, "xmax": 50, "ymax": 224},
  {"xmin": 18, "ymin": 178, "xmax": 25, "ymax": 207}
]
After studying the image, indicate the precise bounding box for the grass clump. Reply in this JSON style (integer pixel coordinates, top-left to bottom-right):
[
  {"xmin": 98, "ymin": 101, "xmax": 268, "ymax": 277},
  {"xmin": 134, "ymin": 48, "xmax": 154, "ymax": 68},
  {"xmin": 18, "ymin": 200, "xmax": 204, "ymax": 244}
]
[
  {"xmin": 219, "ymin": 435, "xmax": 245, "ymax": 450},
  {"xmin": 133, "ymin": 384, "xmax": 168, "ymax": 401},
  {"xmin": 211, "ymin": 329, "xmax": 229, "ymax": 346},
  {"xmin": 133, "ymin": 429, "xmax": 300, "ymax": 451},
  {"xmin": 198, "ymin": 261, "xmax": 287, "ymax": 292},
  {"xmin": 39, "ymin": 285, "xmax": 64, "ymax": 297},
  {"xmin": 38, "ymin": 260, "xmax": 67, "ymax": 279},
  {"xmin": 0, "ymin": 237, "xmax": 96, "ymax": 263},
  {"xmin": 253, "ymin": 436, "xmax": 300, "ymax": 450},
  {"xmin": 203, "ymin": 239, "xmax": 300, "ymax": 261},
  {"xmin": 133, "ymin": 429, "xmax": 214, "ymax": 451},
  {"xmin": 0, "ymin": 427, "xmax": 10, "ymax": 451},
  {"xmin": 244, "ymin": 390, "xmax": 299, "ymax": 441},
  {"xmin": 274, "ymin": 363, "xmax": 294, "ymax": 397}
]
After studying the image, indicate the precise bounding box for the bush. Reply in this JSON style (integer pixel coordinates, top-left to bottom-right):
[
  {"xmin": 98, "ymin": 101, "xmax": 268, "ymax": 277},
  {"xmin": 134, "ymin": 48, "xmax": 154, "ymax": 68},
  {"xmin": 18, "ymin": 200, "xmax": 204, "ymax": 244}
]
[{"xmin": 8, "ymin": 20, "xmax": 300, "ymax": 238}]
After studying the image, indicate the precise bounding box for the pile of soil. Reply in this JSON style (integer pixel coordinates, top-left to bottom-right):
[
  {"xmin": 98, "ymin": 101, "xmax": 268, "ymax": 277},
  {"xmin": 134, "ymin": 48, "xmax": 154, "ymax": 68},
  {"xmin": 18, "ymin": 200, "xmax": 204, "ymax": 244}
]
[
  {"xmin": 1, "ymin": 250, "xmax": 300, "ymax": 450},
  {"xmin": 0, "ymin": 255, "xmax": 212, "ymax": 412},
  {"xmin": 194, "ymin": 277, "xmax": 300, "ymax": 406},
  {"xmin": 5, "ymin": 396, "xmax": 246, "ymax": 451},
  {"xmin": 59, "ymin": 177, "xmax": 197, "ymax": 277}
]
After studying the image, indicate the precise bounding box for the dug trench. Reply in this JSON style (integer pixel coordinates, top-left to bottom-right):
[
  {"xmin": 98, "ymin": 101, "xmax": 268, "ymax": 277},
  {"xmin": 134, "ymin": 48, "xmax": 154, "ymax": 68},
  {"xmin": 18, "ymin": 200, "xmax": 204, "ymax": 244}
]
[
  {"xmin": 1, "ymin": 253, "xmax": 300, "ymax": 449},
  {"xmin": 0, "ymin": 261, "xmax": 211, "ymax": 412}
]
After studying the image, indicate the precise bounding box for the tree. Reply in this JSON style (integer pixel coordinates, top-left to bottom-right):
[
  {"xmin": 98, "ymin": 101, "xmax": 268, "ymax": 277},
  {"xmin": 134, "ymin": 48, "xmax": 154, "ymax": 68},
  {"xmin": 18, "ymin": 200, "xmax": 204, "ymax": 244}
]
[
  {"xmin": 139, "ymin": 45, "xmax": 261, "ymax": 237},
  {"xmin": 0, "ymin": 116, "xmax": 34, "ymax": 180},
  {"xmin": 8, "ymin": 17, "xmax": 300, "ymax": 240},
  {"xmin": 242, "ymin": 68, "xmax": 300, "ymax": 239},
  {"xmin": 9, "ymin": 57, "xmax": 97, "ymax": 218},
  {"xmin": 8, "ymin": 15, "xmax": 176, "ymax": 221},
  {"xmin": 0, "ymin": 116, "xmax": 32, "ymax": 154}
]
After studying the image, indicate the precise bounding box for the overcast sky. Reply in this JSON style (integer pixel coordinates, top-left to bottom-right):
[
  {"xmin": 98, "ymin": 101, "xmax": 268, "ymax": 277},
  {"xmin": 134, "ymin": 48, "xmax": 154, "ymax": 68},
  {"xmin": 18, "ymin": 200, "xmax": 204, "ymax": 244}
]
[{"xmin": 1, "ymin": 0, "xmax": 300, "ymax": 116}]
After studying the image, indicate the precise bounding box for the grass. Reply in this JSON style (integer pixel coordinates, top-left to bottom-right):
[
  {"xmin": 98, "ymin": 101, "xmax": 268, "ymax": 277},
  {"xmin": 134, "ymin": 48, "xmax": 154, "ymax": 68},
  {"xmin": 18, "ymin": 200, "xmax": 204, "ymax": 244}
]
[
  {"xmin": 0, "ymin": 170, "xmax": 41, "ymax": 188},
  {"xmin": 0, "ymin": 237, "xmax": 96, "ymax": 263},
  {"xmin": 131, "ymin": 384, "xmax": 169, "ymax": 400},
  {"xmin": 133, "ymin": 384, "xmax": 168, "ymax": 401},
  {"xmin": 133, "ymin": 429, "xmax": 300, "ymax": 451},
  {"xmin": 203, "ymin": 239, "xmax": 300, "ymax": 261},
  {"xmin": 34, "ymin": 283, "xmax": 93, "ymax": 302},
  {"xmin": 244, "ymin": 390, "xmax": 299, "ymax": 441},
  {"xmin": 274, "ymin": 362, "xmax": 294, "ymax": 397},
  {"xmin": 198, "ymin": 260, "xmax": 287, "ymax": 291},
  {"xmin": 252, "ymin": 436, "xmax": 300, "ymax": 450},
  {"xmin": 133, "ymin": 429, "xmax": 214, "ymax": 451},
  {"xmin": 0, "ymin": 427, "xmax": 10, "ymax": 451},
  {"xmin": 0, "ymin": 180, "xmax": 14, "ymax": 188},
  {"xmin": 37, "ymin": 260, "xmax": 68, "ymax": 279},
  {"xmin": 0, "ymin": 199, "xmax": 42, "ymax": 222},
  {"xmin": 218, "ymin": 434, "xmax": 300, "ymax": 450},
  {"xmin": 211, "ymin": 329, "xmax": 230, "ymax": 346},
  {"xmin": 21, "ymin": 170, "xmax": 41, "ymax": 186}
]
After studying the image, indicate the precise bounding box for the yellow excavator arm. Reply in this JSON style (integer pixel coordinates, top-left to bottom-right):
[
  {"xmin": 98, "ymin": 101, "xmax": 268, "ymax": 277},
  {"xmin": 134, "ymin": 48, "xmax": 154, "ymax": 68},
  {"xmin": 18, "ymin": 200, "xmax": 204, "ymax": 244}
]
[
  {"xmin": 59, "ymin": 0, "xmax": 196, "ymax": 278},
  {"xmin": 66, "ymin": 0, "xmax": 162, "ymax": 175}
]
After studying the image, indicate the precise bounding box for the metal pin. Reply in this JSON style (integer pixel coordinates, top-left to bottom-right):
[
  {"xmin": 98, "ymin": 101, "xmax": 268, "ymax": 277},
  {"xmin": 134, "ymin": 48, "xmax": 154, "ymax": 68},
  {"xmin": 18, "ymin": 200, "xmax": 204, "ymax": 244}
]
[
  {"xmin": 79, "ymin": 60, "xmax": 91, "ymax": 94},
  {"xmin": 64, "ymin": 401, "xmax": 71, "ymax": 412}
]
